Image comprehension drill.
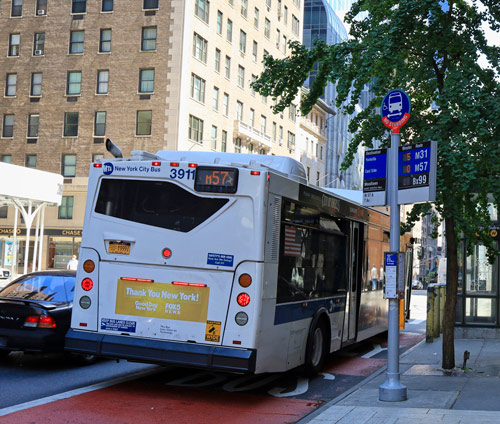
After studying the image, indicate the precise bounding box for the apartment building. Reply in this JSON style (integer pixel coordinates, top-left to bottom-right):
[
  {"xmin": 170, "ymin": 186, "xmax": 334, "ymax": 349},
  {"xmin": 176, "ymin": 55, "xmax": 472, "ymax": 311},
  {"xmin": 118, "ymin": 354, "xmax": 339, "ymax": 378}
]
[{"xmin": 0, "ymin": 0, "xmax": 307, "ymax": 271}]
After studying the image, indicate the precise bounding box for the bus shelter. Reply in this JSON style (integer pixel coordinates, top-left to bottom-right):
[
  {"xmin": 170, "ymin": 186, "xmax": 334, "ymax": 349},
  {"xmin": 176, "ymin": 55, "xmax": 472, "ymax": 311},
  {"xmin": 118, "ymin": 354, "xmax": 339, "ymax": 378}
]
[{"xmin": 0, "ymin": 162, "xmax": 63, "ymax": 277}]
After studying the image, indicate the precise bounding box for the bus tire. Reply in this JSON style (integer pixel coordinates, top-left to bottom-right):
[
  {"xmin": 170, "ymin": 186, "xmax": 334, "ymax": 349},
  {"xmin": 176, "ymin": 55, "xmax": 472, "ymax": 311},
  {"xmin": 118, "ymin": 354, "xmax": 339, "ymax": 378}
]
[{"xmin": 303, "ymin": 321, "xmax": 327, "ymax": 377}]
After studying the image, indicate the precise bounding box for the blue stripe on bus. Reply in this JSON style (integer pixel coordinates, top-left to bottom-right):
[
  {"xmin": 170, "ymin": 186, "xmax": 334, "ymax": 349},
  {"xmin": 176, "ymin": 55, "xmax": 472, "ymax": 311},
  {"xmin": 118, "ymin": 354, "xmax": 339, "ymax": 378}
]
[{"xmin": 274, "ymin": 296, "xmax": 346, "ymax": 325}]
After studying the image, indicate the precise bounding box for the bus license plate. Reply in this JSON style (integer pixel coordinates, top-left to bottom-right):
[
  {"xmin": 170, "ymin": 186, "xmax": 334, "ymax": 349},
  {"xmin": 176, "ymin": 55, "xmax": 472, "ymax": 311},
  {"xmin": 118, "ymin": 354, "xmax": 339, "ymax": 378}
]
[{"xmin": 108, "ymin": 242, "xmax": 131, "ymax": 255}]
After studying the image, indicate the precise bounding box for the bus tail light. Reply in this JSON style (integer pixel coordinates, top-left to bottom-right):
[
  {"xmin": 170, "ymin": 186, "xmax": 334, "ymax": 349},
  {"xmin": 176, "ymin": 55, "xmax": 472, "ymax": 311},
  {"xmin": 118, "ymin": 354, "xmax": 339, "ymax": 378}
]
[
  {"xmin": 235, "ymin": 311, "xmax": 248, "ymax": 326},
  {"xmin": 188, "ymin": 163, "xmax": 197, "ymax": 168},
  {"xmin": 170, "ymin": 162, "xmax": 179, "ymax": 167},
  {"xmin": 172, "ymin": 281, "xmax": 207, "ymax": 287},
  {"xmin": 237, "ymin": 293, "xmax": 250, "ymax": 307},
  {"xmin": 162, "ymin": 248, "xmax": 172, "ymax": 259},
  {"xmin": 250, "ymin": 171, "xmax": 260, "ymax": 176},
  {"xmin": 83, "ymin": 260, "xmax": 95, "ymax": 273},
  {"xmin": 93, "ymin": 163, "xmax": 103, "ymax": 168},
  {"xmin": 81, "ymin": 278, "xmax": 94, "ymax": 291},
  {"xmin": 238, "ymin": 274, "xmax": 252, "ymax": 287},
  {"xmin": 152, "ymin": 161, "xmax": 161, "ymax": 166}
]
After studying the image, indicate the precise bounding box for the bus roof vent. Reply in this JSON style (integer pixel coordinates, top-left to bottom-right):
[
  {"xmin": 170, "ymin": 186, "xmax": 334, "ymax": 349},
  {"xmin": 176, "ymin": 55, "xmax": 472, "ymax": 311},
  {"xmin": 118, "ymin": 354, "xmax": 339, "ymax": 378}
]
[
  {"xmin": 155, "ymin": 151, "xmax": 308, "ymax": 184},
  {"xmin": 130, "ymin": 150, "xmax": 163, "ymax": 161}
]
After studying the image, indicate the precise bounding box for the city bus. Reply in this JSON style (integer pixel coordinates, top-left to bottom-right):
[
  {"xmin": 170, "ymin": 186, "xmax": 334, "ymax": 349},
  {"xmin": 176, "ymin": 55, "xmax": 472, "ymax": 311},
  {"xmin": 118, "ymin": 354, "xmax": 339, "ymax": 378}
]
[{"xmin": 66, "ymin": 145, "xmax": 390, "ymax": 375}]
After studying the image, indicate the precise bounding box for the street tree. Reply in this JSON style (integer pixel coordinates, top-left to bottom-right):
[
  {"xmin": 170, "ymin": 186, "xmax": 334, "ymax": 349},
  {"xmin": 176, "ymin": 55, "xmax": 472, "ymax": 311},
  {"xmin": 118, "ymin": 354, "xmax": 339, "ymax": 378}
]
[{"xmin": 252, "ymin": 0, "xmax": 500, "ymax": 369}]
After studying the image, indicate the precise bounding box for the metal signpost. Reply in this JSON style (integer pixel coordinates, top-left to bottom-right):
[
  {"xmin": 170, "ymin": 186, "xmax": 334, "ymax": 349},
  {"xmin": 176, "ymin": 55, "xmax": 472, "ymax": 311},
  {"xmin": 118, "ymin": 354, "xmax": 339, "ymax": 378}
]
[{"xmin": 378, "ymin": 89, "xmax": 410, "ymax": 402}]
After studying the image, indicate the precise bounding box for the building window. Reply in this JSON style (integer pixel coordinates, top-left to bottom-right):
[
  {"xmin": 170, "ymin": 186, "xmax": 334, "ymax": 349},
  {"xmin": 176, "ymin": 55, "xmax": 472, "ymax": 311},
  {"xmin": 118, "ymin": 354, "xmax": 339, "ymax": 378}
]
[
  {"xmin": 215, "ymin": 48, "xmax": 221, "ymax": 72},
  {"xmin": 252, "ymin": 41, "xmax": 258, "ymax": 62},
  {"xmin": 33, "ymin": 33, "xmax": 45, "ymax": 55},
  {"xmin": 62, "ymin": 154, "xmax": 76, "ymax": 177},
  {"xmin": 241, "ymin": 0, "xmax": 248, "ymax": 18},
  {"xmin": 195, "ymin": 0, "xmax": 209, "ymax": 23},
  {"xmin": 31, "ymin": 73, "xmax": 42, "ymax": 96},
  {"xmin": 94, "ymin": 111, "xmax": 106, "ymax": 136},
  {"xmin": 190, "ymin": 73, "xmax": 205, "ymax": 103},
  {"xmin": 251, "ymin": 74, "xmax": 257, "ymax": 96},
  {"xmin": 289, "ymin": 104, "xmax": 297, "ymax": 122},
  {"xmin": 254, "ymin": 7, "xmax": 259, "ymax": 28},
  {"xmin": 284, "ymin": 6, "xmax": 288, "ymax": 24},
  {"xmin": 276, "ymin": 29, "xmax": 280, "ymax": 49},
  {"xmin": 193, "ymin": 33, "xmax": 208, "ymax": 63},
  {"xmin": 59, "ymin": 196, "xmax": 74, "ymax": 219},
  {"xmin": 272, "ymin": 122, "xmax": 277, "ymax": 142},
  {"xmin": 211, "ymin": 125, "xmax": 217, "ymax": 150},
  {"xmin": 212, "ymin": 87, "xmax": 219, "ymax": 110},
  {"xmin": 260, "ymin": 115, "xmax": 267, "ymax": 133},
  {"xmin": 99, "ymin": 29, "xmax": 111, "ymax": 53},
  {"xmin": 102, "ymin": 0, "xmax": 113, "ymax": 12},
  {"xmin": 92, "ymin": 153, "xmax": 104, "ymax": 162},
  {"xmin": 28, "ymin": 114, "xmax": 39, "ymax": 137},
  {"xmin": 239, "ymin": 30, "xmax": 246, "ymax": 53},
  {"xmin": 69, "ymin": 30, "xmax": 84, "ymax": 54},
  {"xmin": 234, "ymin": 137, "xmax": 241, "ymax": 153},
  {"xmin": 143, "ymin": 0, "xmax": 158, "ymax": 10},
  {"xmin": 249, "ymin": 108, "xmax": 255, "ymax": 127},
  {"xmin": 67, "ymin": 71, "xmax": 82, "ymax": 95},
  {"xmin": 266, "ymin": 0, "xmax": 271, "ymax": 8},
  {"xmin": 11, "ymin": 0, "xmax": 22, "ymax": 17},
  {"xmin": 2, "ymin": 115, "xmax": 14, "ymax": 138},
  {"xmin": 188, "ymin": 115, "xmax": 203, "ymax": 143},
  {"xmin": 292, "ymin": 15, "xmax": 300, "ymax": 35},
  {"xmin": 64, "ymin": 112, "xmax": 78, "ymax": 137},
  {"xmin": 139, "ymin": 69, "xmax": 155, "ymax": 93},
  {"xmin": 264, "ymin": 19, "xmax": 270, "ymax": 39},
  {"xmin": 221, "ymin": 130, "xmax": 227, "ymax": 152},
  {"xmin": 223, "ymin": 92, "xmax": 229, "ymax": 116},
  {"xmin": 248, "ymin": 143, "xmax": 253, "ymax": 153},
  {"xmin": 236, "ymin": 101, "xmax": 243, "ymax": 121},
  {"xmin": 141, "ymin": 26, "xmax": 157, "ymax": 51},
  {"xmin": 25, "ymin": 154, "xmax": 37, "ymax": 169},
  {"xmin": 0, "ymin": 206, "xmax": 7, "ymax": 218},
  {"xmin": 9, "ymin": 34, "xmax": 20, "ymax": 56},
  {"xmin": 227, "ymin": 19, "xmax": 233, "ymax": 42},
  {"xmin": 225, "ymin": 56, "xmax": 231, "ymax": 79},
  {"xmin": 72, "ymin": 0, "xmax": 86, "ymax": 14},
  {"xmin": 217, "ymin": 11, "xmax": 223, "ymax": 35},
  {"xmin": 5, "ymin": 73, "xmax": 17, "ymax": 97},
  {"xmin": 136, "ymin": 110, "xmax": 152, "ymax": 136},
  {"xmin": 1, "ymin": 155, "xmax": 12, "ymax": 163},
  {"xmin": 287, "ymin": 131, "xmax": 295, "ymax": 150},
  {"xmin": 237, "ymin": 65, "xmax": 245, "ymax": 88},
  {"xmin": 97, "ymin": 70, "xmax": 109, "ymax": 94},
  {"xmin": 36, "ymin": 0, "xmax": 47, "ymax": 15}
]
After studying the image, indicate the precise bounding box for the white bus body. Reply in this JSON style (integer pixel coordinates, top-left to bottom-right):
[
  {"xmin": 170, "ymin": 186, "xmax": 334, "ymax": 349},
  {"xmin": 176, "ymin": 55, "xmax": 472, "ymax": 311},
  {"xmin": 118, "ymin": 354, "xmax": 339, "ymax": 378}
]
[{"xmin": 66, "ymin": 150, "xmax": 389, "ymax": 374}]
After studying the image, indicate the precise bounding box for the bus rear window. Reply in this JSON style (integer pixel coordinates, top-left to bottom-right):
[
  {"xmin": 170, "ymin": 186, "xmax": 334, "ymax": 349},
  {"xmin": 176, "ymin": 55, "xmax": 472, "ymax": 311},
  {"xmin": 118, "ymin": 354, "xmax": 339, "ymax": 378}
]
[{"xmin": 95, "ymin": 178, "xmax": 229, "ymax": 232}]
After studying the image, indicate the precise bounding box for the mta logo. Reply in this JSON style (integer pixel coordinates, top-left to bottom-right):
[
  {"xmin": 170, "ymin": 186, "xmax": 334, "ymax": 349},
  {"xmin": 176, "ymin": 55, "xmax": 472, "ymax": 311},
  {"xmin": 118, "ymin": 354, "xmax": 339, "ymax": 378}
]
[{"xmin": 103, "ymin": 162, "xmax": 114, "ymax": 175}]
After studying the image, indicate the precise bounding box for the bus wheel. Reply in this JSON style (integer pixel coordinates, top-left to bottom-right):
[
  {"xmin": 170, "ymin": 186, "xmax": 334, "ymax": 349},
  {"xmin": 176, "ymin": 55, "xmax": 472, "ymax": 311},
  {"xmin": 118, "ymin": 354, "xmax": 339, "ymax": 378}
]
[{"xmin": 303, "ymin": 321, "xmax": 327, "ymax": 377}]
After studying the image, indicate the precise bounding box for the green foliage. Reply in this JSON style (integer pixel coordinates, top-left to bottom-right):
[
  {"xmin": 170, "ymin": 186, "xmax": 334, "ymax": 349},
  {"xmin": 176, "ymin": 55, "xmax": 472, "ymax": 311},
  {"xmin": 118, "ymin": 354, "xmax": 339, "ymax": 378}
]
[{"xmin": 252, "ymin": 0, "xmax": 500, "ymax": 260}]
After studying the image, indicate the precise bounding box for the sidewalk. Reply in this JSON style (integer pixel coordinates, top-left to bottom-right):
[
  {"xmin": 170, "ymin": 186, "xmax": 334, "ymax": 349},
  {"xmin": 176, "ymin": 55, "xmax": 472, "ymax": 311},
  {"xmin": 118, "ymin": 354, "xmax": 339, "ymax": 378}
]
[{"xmin": 301, "ymin": 336, "xmax": 500, "ymax": 423}]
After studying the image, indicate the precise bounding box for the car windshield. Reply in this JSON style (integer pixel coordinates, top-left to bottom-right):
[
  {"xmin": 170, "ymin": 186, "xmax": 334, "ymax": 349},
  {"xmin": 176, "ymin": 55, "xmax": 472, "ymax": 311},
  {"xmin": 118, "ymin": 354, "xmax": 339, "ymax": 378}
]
[{"xmin": 0, "ymin": 274, "xmax": 75, "ymax": 302}]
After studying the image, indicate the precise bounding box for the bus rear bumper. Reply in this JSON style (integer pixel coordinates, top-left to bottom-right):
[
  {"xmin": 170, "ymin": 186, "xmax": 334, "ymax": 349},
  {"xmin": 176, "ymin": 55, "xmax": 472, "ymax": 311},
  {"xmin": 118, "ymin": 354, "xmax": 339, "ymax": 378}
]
[{"xmin": 65, "ymin": 329, "xmax": 256, "ymax": 373}]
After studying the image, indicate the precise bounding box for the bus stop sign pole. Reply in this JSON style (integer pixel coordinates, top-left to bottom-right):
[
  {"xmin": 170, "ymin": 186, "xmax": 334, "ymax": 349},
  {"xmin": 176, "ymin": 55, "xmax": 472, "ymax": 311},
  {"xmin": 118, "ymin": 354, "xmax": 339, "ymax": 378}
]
[{"xmin": 379, "ymin": 89, "xmax": 409, "ymax": 402}]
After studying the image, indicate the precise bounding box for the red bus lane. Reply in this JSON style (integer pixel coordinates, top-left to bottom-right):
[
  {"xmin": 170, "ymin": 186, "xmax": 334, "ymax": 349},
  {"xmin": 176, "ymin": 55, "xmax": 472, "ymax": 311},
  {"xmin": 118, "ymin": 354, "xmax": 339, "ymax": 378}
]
[{"xmin": 1, "ymin": 332, "xmax": 424, "ymax": 424}]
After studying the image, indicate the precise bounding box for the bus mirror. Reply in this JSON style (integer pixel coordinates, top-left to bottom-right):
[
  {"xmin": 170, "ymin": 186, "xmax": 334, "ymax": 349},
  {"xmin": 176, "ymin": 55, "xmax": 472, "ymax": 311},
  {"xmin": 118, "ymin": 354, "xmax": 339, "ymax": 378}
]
[{"xmin": 106, "ymin": 138, "xmax": 123, "ymax": 159}]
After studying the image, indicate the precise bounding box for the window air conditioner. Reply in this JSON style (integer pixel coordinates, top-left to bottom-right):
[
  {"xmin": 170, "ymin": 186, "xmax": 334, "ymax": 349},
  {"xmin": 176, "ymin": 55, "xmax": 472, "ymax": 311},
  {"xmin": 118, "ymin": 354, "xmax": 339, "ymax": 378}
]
[
  {"xmin": 37, "ymin": 10, "xmax": 45, "ymax": 15},
  {"xmin": 34, "ymin": 50, "xmax": 43, "ymax": 56}
]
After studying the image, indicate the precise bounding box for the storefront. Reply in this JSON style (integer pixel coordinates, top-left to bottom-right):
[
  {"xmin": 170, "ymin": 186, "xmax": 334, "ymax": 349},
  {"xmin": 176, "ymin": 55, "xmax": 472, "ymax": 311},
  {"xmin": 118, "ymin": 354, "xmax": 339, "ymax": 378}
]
[
  {"xmin": 455, "ymin": 223, "xmax": 500, "ymax": 336},
  {"xmin": 0, "ymin": 228, "xmax": 82, "ymax": 271}
]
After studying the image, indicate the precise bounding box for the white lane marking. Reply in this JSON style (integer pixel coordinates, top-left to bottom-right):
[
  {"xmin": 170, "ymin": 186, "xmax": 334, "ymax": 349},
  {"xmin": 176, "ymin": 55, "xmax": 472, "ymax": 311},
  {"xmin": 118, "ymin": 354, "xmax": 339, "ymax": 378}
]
[
  {"xmin": 268, "ymin": 377, "xmax": 309, "ymax": 397},
  {"xmin": 0, "ymin": 366, "xmax": 162, "ymax": 417},
  {"xmin": 361, "ymin": 344, "xmax": 387, "ymax": 358},
  {"xmin": 319, "ymin": 372, "xmax": 335, "ymax": 380}
]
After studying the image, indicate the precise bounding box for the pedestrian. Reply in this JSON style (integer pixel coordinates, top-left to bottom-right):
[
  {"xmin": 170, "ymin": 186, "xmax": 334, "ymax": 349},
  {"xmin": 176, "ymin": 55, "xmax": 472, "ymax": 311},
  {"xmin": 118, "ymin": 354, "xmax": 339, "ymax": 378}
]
[
  {"xmin": 67, "ymin": 255, "xmax": 78, "ymax": 270},
  {"xmin": 371, "ymin": 264, "xmax": 378, "ymax": 290}
]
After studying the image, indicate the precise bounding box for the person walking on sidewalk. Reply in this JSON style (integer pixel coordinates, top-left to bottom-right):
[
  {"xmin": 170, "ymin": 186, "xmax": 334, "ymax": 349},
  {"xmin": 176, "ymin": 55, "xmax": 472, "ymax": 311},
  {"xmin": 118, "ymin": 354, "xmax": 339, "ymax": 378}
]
[{"xmin": 67, "ymin": 255, "xmax": 78, "ymax": 270}]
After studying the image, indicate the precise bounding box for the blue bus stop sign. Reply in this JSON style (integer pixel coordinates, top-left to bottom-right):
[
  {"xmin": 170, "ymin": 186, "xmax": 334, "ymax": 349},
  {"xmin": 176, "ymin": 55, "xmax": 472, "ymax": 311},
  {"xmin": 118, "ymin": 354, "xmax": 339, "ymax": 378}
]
[{"xmin": 381, "ymin": 89, "xmax": 411, "ymax": 133}]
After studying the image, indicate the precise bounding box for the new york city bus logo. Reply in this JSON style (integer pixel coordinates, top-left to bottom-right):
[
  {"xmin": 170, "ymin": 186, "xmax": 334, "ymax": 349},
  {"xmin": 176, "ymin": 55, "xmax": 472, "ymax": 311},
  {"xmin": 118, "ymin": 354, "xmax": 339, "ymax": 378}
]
[{"xmin": 103, "ymin": 162, "xmax": 114, "ymax": 175}]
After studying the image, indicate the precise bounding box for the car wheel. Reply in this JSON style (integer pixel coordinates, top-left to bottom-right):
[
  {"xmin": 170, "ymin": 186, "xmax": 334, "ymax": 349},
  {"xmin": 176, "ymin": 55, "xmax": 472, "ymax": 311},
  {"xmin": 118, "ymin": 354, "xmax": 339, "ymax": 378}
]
[{"xmin": 303, "ymin": 321, "xmax": 327, "ymax": 377}]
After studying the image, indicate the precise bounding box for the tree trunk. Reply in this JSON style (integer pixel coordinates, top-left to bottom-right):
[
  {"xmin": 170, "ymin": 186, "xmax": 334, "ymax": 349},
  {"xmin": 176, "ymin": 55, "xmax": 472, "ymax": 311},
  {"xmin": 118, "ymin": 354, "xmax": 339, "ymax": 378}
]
[{"xmin": 442, "ymin": 216, "xmax": 459, "ymax": 370}]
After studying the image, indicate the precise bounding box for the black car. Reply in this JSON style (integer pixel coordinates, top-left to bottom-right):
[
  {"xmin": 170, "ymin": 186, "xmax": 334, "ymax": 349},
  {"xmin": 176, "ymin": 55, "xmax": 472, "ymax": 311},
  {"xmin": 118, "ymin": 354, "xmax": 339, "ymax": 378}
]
[{"xmin": 0, "ymin": 270, "xmax": 94, "ymax": 362}]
